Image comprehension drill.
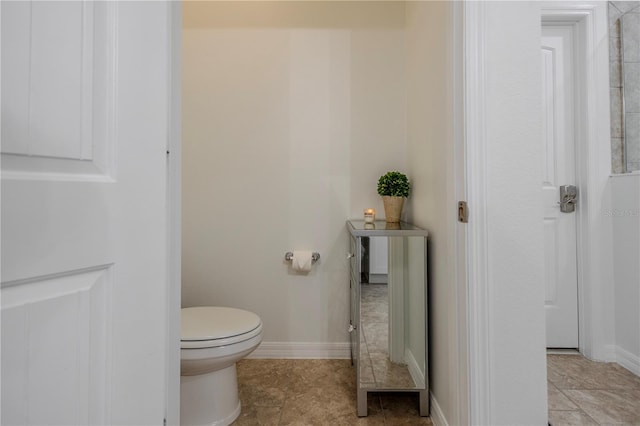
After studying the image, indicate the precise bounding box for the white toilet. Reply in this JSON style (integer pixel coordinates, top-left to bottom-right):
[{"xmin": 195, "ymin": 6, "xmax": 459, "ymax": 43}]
[{"xmin": 181, "ymin": 306, "xmax": 263, "ymax": 426}]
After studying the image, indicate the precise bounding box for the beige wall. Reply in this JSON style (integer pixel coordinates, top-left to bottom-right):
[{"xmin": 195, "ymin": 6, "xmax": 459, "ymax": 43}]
[
  {"xmin": 182, "ymin": 1, "xmax": 407, "ymax": 344},
  {"xmin": 183, "ymin": 1, "xmax": 465, "ymax": 421},
  {"xmin": 404, "ymin": 1, "xmax": 462, "ymax": 423}
]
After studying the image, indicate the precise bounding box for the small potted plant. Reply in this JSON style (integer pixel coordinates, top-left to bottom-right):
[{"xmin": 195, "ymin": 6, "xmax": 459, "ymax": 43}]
[{"xmin": 377, "ymin": 171, "xmax": 410, "ymax": 223}]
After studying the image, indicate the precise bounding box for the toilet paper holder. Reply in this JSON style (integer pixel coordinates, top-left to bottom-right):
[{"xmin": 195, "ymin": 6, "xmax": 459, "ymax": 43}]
[{"xmin": 284, "ymin": 252, "xmax": 320, "ymax": 262}]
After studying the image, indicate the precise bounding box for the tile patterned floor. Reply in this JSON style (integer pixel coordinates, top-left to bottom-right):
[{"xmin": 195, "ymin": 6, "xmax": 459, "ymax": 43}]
[
  {"xmin": 547, "ymin": 354, "xmax": 640, "ymax": 426},
  {"xmin": 360, "ymin": 284, "xmax": 416, "ymax": 390},
  {"xmin": 232, "ymin": 359, "xmax": 432, "ymax": 425},
  {"xmin": 231, "ymin": 350, "xmax": 640, "ymax": 425}
]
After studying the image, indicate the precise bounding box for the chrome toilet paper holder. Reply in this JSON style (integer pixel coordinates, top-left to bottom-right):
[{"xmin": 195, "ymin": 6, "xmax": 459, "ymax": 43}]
[{"xmin": 284, "ymin": 252, "xmax": 320, "ymax": 262}]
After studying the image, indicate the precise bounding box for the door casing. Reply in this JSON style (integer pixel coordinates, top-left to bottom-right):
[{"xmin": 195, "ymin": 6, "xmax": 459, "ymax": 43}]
[
  {"xmin": 166, "ymin": 2, "xmax": 182, "ymax": 424},
  {"xmin": 540, "ymin": 2, "xmax": 614, "ymax": 362},
  {"xmin": 464, "ymin": 2, "xmax": 613, "ymax": 424}
]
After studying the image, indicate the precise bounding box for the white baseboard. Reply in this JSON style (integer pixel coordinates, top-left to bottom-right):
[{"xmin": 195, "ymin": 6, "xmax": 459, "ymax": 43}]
[
  {"xmin": 405, "ymin": 349, "xmax": 425, "ymax": 388},
  {"xmin": 615, "ymin": 346, "xmax": 640, "ymax": 376},
  {"xmin": 603, "ymin": 344, "xmax": 618, "ymax": 362},
  {"xmin": 369, "ymin": 274, "xmax": 388, "ymax": 284},
  {"xmin": 430, "ymin": 392, "xmax": 448, "ymax": 426},
  {"xmin": 247, "ymin": 341, "xmax": 351, "ymax": 359}
]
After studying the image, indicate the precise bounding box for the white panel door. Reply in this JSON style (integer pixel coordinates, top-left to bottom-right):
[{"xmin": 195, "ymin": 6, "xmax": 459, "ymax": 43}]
[
  {"xmin": 541, "ymin": 26, "xmax": 579, "ymax": 348},
  {"xmin": 1, "ymin": 2, "xmax": 173, "ymax": 424}
]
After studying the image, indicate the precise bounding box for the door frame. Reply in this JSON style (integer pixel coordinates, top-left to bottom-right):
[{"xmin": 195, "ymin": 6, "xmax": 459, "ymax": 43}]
[
  {"xmin": 166, "ymin": 1, "xmax": 182, "ymax": 425},
  {"xmin": 539, "ymin": 2, "xmax": 613, "ymax": 361},
  {"xmin": 464, "ymin": 1, "xmax": 612, "ymax": 424},
  {"xmin": 462, "ymin": 3, "xmax": 491, "ymax": 423}
]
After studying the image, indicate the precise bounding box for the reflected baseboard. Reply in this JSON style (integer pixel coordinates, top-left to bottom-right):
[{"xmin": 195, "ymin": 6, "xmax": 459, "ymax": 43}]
[
  {"xmin": 405, "ymin": 348, "xmax": 425, "ymax": 388},
  {"xmin": 546, "ymin": 348, "xmax": 580, "ymax": 355}
]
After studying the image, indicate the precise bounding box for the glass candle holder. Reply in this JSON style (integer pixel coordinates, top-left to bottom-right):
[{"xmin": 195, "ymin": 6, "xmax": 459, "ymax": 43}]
[{"xmin": 364, "ymin": 208, "xmax": 375, "ymax": 223}]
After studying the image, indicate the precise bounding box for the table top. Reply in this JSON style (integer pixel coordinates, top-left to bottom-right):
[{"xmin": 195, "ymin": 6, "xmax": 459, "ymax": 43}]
[{"xmin": 346, "ymin": 220, "xmax": 429, "ymax": 237}]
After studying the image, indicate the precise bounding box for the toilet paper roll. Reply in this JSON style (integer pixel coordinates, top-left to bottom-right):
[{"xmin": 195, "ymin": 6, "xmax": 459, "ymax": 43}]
[{"xmin": 292, "ymin": 250, "xmax": 313, "ymax": 272}]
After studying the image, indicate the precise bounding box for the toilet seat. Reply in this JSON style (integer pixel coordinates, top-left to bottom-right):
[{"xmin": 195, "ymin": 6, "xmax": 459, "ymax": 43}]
[{"xmin": 181, "ymin": 306, "xmax": 262, "ymax": 349}]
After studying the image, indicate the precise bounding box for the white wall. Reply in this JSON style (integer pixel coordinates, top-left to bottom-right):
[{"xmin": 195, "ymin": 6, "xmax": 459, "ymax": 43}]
[
  {"xmin": 611, "ymin": 174, "xmax": 640, "ymax": 374},
  {"xmin": 404, "ymin": 2, "xmax": 465, "ymax": 424},
  {"xmin": 477, "ymin": 2, "xmax": 549, "ymax": 424},
  {"xmin": 182, "ymin": 2, "xmax": 407, "ymax": 347},
  {"xmin": 183, "ymin": 2, "xmax": 472, "ymax": 421}
]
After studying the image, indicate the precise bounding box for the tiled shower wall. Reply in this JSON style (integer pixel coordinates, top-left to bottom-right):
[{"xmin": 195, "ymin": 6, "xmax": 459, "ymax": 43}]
[{"xmin": 609, "ymin": 1, "xmax": 640, "ymax": 173}]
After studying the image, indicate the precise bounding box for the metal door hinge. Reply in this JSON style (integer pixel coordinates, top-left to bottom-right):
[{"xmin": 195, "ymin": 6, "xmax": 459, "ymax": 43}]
[{"xmin": 458, "ymin": 201, "xmax": 469, "ymax": 223}]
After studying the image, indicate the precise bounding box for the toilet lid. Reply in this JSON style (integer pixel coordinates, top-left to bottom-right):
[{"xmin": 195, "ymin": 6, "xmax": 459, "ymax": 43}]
[{"xmin": 181, "ymin": 306, "xmax": 261, "ymax": 341}]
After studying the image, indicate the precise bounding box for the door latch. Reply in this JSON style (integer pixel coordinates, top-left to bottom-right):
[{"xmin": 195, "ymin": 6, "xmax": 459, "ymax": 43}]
[
  {"xmin": 458, "ymin": 201, "xmax": 469, "ymax": 223},
  {"xmin": 559, "ymin": 185, "xmax": 578, "ymax": 213}
]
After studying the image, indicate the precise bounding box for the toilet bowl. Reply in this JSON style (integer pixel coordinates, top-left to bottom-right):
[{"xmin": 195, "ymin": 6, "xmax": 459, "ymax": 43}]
[{"xmin": 181, "ymin": 306, "xmax": 263, "ymax": 426}]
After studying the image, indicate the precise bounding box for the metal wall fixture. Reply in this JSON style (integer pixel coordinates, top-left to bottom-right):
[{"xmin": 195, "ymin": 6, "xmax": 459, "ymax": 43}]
[{"xmin": 284, "ymin": 252, "xmax": 320, "ymax": 262}]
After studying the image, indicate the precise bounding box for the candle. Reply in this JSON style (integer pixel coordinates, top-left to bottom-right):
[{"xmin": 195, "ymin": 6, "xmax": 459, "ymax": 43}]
[{"xmin": 364, "ymin": 208, "xmax": 375, "ymax": 223}]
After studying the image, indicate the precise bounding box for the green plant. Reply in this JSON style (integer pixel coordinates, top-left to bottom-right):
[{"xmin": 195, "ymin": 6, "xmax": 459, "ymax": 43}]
[{"xmin": 377, "ymin": 171, "xmax": 410, "ymax": 198}]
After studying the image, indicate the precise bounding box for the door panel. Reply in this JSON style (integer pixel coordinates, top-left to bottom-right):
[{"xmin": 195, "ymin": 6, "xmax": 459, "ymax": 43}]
[
  {"xmin": 1, "ymin": 269, "xmax": 109, "ymax": 425},
  {"xmin": 1, "ymin": 2, "xmax": 171, "ymax": 424},
  {"xmin": 541, "ymin": 25, "xmax": 579, "ymax": 348},
  {"xmin": 1, "ymin": 1, "xmax": 114, "ymax": 180}
]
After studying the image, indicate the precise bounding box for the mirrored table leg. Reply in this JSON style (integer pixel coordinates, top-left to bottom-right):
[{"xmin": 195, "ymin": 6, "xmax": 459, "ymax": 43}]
[
  {"xmin": 357, "ymin": 389, "xmax": 368, "ymax": 417},
  {"xmin": 419, "ymin": 389, "xmax": 429, "ymax": 416}
]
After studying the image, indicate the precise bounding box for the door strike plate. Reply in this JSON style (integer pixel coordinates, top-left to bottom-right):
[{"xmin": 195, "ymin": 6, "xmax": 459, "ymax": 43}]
[{"xmin": 458, "ymin": 201, "xmax": 469, "ymax": 223}]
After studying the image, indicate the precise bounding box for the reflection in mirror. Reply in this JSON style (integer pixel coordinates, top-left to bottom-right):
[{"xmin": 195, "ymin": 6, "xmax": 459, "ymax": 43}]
[
  {"xmin": 358, "ymin": 236, "xmax": 425, "ymax": 390},
  {"xmin": 609, "ymin": 2, "xmax": 640, "ymax": 173}
]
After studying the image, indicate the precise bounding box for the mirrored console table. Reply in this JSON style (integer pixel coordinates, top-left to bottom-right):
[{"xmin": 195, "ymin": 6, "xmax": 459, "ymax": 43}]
[{"xmin": 346, "ymin": 220, "xmax": 429, "ymax": 417}]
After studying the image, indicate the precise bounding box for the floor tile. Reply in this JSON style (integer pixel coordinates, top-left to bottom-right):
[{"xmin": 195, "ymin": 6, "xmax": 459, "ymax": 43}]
[
  {"xmin": 362, "ymin": 322, "xmax": 389, "ymax": 354},
  {"xmin": 360, "ymin": 302, "xmax": 388, "ymax": 323},
  {"xmin": 234, "ymin": 405, "xmax": 282, "ymax": 426},
  {"xmin": 280, "ymin": 386, "xmax": 385, "ymax": 425},
  {"xmin": 231, "ymin": 355, "xmax": 640, "ymax": 426},
  {"xmin": 562, "ymin": 389, "xmax": 640, "ymax": 424},
  {"xmin": 361, "ymin": 284, "xmax": 389, "ymax": 324},
  {"xmin": 237, "ymin": 359, "xmax": 293, "ymax": 385},
  {"xmin": 547, "ymin": 355, "xmax": 640, "ymax": 391},
  {"xmin": 547, "ymin": 382, "xmax": 578, "ymax": 411},
  {"xmin": 233, "ymin": 359, "xmax": 430, "ymax": 425},
  {"xmin": 548, "ymin": 409, "xmax": 599, "ymax": 426},
  {"xmin": 547, "ymin": 354, "xmax": 640, "ymax": 426},
  {"xmin": 369, "ymin": 353, "xmax": 416, "ymax": 389},
  {"xmin": 379, "ymin": 392, "xmax": 432, "ymax": 425},
  {"xmin": 237, "ymin": 359, "xmax": 292, "ymax": 408},
  {"xmin": 239, "ymin": 382, "xmax": 288, "ymax": 410},
  {"xmin": 359, "ymin": 354, "xmax": 376, "ymax": 386},
  {"xmin": 289, "ymin": 359, "xmax": 355, "ymax": 394},
  {"xmin": 610, "ymin": 363, "xmax": 640, "ymax": 388}
]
